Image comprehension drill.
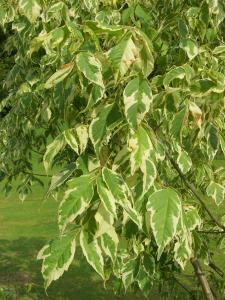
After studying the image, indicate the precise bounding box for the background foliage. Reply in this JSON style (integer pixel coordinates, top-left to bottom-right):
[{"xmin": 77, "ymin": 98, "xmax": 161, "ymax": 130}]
[{"xmin": 1, "ymin": 0, "xmax": 225, "ymax": 298}]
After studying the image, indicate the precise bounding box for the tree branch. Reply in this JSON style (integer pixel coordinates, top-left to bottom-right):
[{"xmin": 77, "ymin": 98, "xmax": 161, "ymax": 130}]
[
  {"xmin": 197, "ymin": 230, "xmax": 225, "ymax": 234},
  {"xmin": 174, "ymin": 277, "xmax": 196, "ymax": 299},
  {"xmin": 190, "ymin": 258, "xmax": 215, "ymax": 300},
  {"xmin": 166, "ymin": 153, "xmax": 225, "ymax": 231},
  {"xmin": 209, "ymin": 262, "xmax": 224, "ymax": 279},
  {"xmin": 22, "ymin": 171, "xmax": 51, "ymax": 178}
]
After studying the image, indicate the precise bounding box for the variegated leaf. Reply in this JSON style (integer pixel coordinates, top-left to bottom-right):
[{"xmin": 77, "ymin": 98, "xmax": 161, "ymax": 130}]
[
  {"xmin": 97, "ymin": 176, "xmax": 117, "ymax": 218},
  {"xmin": 95, "ymin": 204, "xmax": 118, "ymax": 263},
  {"xmin": 180, "ymin": 39, "xmax": 198, "ymax": 60},
  {"xmin": 63, "ymin": 129, "xmax": 79, "ymax": 154},
  {"xmin": 140, "ymin": 158, "xmax": 157, "ymax": 195},
  {"xmin": 75, "ymin": 125, "xmax": 89, "ymax": 154},
  {"xmin": 206, "ymin": 181, "xmax": 225, "ymax": 206},
  {"xmin": 47, "ymin": 163, "xmax": 76, "ymax": 196},
  {"xmin": 58, "ymin": 175, "xmax": 94, "ymax": 232},
  {"xmin": 108, "ymin": 34, "xmax": 139, "ymax": 79},
  {"xmin": 128, "ymin": 127, "xmax": 156, "ymax": 195},
  {"xmin": 177, "ymin": 148, "xmax": 192, "ymax": 174},
  {"xmin": 45, "ymin": 63, "xmax": 74, "ymax": 89},
  {"xmin": 163, "ymin": 67, "xmax": 186, "ymax": 89},
  {"xmin": 174, "ymin": 236, "xmax": 192, "ymax": 269},
  {"xmin": 147, "ymin": 189, "xmax": 181, "ymax": 259},
  {"xmin": 89, "ymin": 103, "xmax": 114, "ymax": 156},
  {"xmin": 76, "ymin": 52, "xmax": 104, "ymax": 88},
  {"xmin": 128, "ymin": 126, "xmax": 153, "ymax": 175},
  {"xmin": 170, "ymin": 106, "xmax": 187, "ymax": 141},
  {"xmin": 123, "ymin": 77, "xmax": 152, "ymax": 128},
  {"xmin": 43, "ymin": 135, "xmax": 65, "ymax": 172},
  {"xmin": 19, "ymin": 0, "xmax": 41, "ymax": 22},
  {"xmin": 80, "ymin": 230, "xmax": 104, "ymax": 279},
  {"xmin": 102, "ymin": 167, "xmax": 142, "ymax": 228},
  {"xmin": 37, "ymin": 233, "xmax": 76, "ymax": 289},
  {"xmin": 184, "ymin": 206, "xmax": 202, "ymax": 230}
]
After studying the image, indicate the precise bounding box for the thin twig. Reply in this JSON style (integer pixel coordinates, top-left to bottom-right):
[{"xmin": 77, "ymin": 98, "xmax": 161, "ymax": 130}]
[
  {"xmin": 191, "ymin": 258, "xmax": 215, "ymax": 300},
  {"xmin": 209, "ymin": 262, "xmax": 224, "ymax": 279},
  {"xmin": 22, "ymin": 171, "xmax": 51, "ymax": 178},
  {"xmin": 197, "ymin": 230, "xmax": 225, "ymax": 234},
  {"xmin": 174, "ymin": 277, "xmax": 196, "ymax": 299}
]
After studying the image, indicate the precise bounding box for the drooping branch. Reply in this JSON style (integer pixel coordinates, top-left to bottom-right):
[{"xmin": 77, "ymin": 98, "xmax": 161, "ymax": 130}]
[
  {"xmin": 190, "ymin": 258, "xmax": 215, "ymax": 300},
  {"xmin": 166, "ymin": 153, "xmax": 225, "ymax": 231},
  {"xmin": 173, "ymin": 277, "xmax": 196, "ymax": 299}
]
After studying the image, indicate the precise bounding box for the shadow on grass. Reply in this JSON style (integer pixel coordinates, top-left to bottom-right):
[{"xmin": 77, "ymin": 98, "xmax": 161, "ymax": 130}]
[{"xmin": 0, "ymin": 238, "xmax": 143, "ymax": 300}]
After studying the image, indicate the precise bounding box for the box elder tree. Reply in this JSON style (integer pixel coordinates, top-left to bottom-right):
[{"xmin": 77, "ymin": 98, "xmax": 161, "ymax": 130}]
[{"xmin": 1, "ymin": 0, "xmax": 225, "ymax": 299}]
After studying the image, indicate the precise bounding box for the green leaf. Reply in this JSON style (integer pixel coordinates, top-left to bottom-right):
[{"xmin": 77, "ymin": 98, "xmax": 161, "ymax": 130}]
[
  {"xmin": 140, "ymin": 158, "xmax": 157, "ymax": 196},
  {"xmin": 163, "ymin": 67, "xmax": 186, "ymax": 89},
  {"xmin": 89, "ymin": 103, "xmax": 114, "ymax": 156},
  {"xmin": 170, "ymin": 106, "xmax": 187, "ymax": 141},
  {"xmin": 112, "ymin": 146, "xmax": 130, "ymax": 171},
  {"xmin": 190, "ymin": 79, "xmax": 216, "ymax": 96},
  {"xmin": 76, "ymin": 52, "xmax": 104, "ymax": 88},
  {"xmin": 75, "ymin": 125, "xmax": 89, "ymax": 154},
  {"xmin": 180, "ymin": 39, "xmax": 198, "ymax": 60},
  {"xmin": 220, "ymin": 134, "xmax": 225, "ymax": 156},
  {"xmin": 58, "ymin": 175, "xmax": 94, "ymax": 232},
  {"xmin": 184, "ymin": 207, "xmax": 202, "ymax": 231},
  {"xmin": 129, "ymin": 126, "xmax": 153, "ymax": 175},
  {"xmin": 19, "ymin": 0, "xmax": 41, "ymax": 22},
  {"xmin": 135, "ymin": 4, "xmax": 152, "ymax": 24},
  {"xmin": 123, "ymin": 77, "xmax": 153, "ymax": 128},
  {"xmin": 97, "ymin": 176, "xmax": 117, "ymax": 218},
  {"xmin": 108, "ymin": 33, "xmax": 139, "ymax": 79},
  {"xmin": 63, "ymin": 129, "xmax": 79, "ymax": 154},
  {"xmin": 133, "ymin": 29, "xmax": 154, "ymax": 77},
  {"xmin": 64, "ymin": 126, "xmax": 88, "ymax": 155},
  {"xmin": 213, "ymin": 45, "xmax": 225, "ymax": 56},
  {"xmin": 80, "ymin": 230, "xmax": 104, "ymax": 279},
  {"xmin": 146, "ymin": 189, "xmax": 181, "ymax": 259},
  {"xmin": 206, "ymin": 182, "xmax": 225, "ymax": 206},
  {"xmin": 37, "ymin": 233, "xmax": 76, "ymax": 289},
  {"xmin": 95, "ymin": 204, "xmax": 118, "ymax": 263},
  {"xmin": 177, "ymin": 149, "xmax": 192, "ymax": 174},
  {"xmin": 137, "ymin": 267, "xmax": 153, "ymax": 297},
  {"xmin": 174, "ymin": 237, "xmax": 192, "ymax": 270},
  {"xmin": 121, "ymin": 258, "xmax": 139, "ymax": 290},
  {"xmin": 45, "ymin": 63, "xmax": 74, "ymax": 89},
  {"xmin": 102, "ymin": 167, "xmax": 142, "ymax": 228},
  {"xmin": 43, "ymin": 135, "xmax": 65, "ymax": 172},
  {"xmin": 47, "ymin": 163, "xmax": 76, "ymax": 196},
  {"xmin": 128, "ymin": 127, "xmax": 156, "ymax": 195},
  {"xmin": 178, "ymin": 20, "xmax": 189, "ymax": 38},
  {"xmin": 88, "ymin": 85, "xmax": 105, "ymax": 108}
]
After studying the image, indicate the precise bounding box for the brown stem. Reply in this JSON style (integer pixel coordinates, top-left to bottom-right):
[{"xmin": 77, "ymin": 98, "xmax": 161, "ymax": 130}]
[
  {"xmin": 191, "ymin": 258, "xmax": 214, "ymax": 300},
  {"xmin": 167, "ymin": 153, "xmax": 225, "ymax": 231}
]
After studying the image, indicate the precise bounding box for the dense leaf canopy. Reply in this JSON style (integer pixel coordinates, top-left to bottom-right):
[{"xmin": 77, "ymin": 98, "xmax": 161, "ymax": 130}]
[{"xmin": 1, "ymin": 0, "xmax": 225, "ymax": 298}]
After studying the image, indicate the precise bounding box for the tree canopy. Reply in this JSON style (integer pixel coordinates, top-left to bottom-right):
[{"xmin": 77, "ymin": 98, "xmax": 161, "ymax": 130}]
[{"xmin": 0, "ymin": 0, "xmax": 225, "ymax": 298}]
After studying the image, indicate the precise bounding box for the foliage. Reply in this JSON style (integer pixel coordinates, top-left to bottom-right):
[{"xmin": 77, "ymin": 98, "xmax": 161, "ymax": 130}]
[{"xmin": 0, "ymin": 0, "xmax": 225, "ymax": 298}]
